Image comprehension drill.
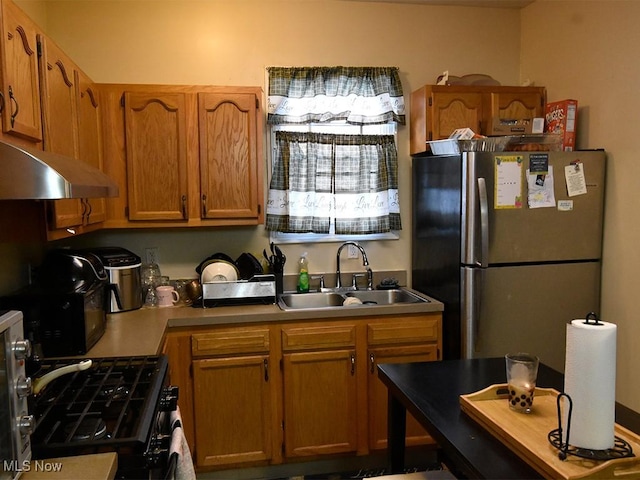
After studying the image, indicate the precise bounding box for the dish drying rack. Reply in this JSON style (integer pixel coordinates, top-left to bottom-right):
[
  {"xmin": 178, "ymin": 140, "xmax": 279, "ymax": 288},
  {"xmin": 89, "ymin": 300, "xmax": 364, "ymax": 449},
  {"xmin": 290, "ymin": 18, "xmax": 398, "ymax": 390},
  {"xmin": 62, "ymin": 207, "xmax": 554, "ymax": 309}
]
[{"xmin": 200, "ymin": 274, "xmax": 276, "ymax": 307}]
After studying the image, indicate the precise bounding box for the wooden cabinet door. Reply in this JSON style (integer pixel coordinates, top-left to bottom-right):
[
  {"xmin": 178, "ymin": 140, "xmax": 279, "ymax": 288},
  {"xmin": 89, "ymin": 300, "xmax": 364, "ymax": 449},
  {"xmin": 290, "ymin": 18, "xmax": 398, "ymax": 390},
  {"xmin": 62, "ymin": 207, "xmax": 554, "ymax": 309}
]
[
  {"xmin": 38, "ymin": 35, "xmax": 83, "ymax": 229},
  {"xmin": 431, "ymin": 91, "xmax": 483, "ymax": 140},
  {"xmin": 490, "ymin": 90, "xmax": 544, "ymax": 121},
  {"xmin": 76, "ymin": 70, "xmax": 106, "ymax": 225},
  {"xmin": 0, "ymin": 0, "xmax": 42, "ymax": 141},
  {"xmin": 124, "ymin": 92, "xmax": 189, "ymax": 221},
  {"xmin": 198, "ymin": 92, "xmax": 261, "ymax": 221},
  {"xmin": 282, "ymin": 349, "xmax": 358, "ymax": 457},
  {"xmin": 368, "ymin": 344, "xmax": 437, "ymax": 450},
  {"xmin": 192, "ymin": 355, "xmax": 273, "ymax": 467}
]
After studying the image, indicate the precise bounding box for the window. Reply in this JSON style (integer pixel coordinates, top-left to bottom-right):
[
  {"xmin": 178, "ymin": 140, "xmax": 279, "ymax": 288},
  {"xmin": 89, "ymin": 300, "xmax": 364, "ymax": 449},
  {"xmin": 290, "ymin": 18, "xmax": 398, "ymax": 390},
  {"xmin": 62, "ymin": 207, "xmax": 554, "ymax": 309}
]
[{"xmin": 265, "ymin": 67, "xmax": 405, "ymax": 243}]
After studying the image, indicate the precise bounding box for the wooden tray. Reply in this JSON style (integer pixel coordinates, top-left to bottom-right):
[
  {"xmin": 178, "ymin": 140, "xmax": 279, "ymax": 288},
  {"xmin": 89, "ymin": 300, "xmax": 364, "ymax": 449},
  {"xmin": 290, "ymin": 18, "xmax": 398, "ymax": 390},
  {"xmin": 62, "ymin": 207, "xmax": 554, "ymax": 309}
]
[{"xmin": 460, "ymin": 384, "xmax": 640, "ymax": 480}]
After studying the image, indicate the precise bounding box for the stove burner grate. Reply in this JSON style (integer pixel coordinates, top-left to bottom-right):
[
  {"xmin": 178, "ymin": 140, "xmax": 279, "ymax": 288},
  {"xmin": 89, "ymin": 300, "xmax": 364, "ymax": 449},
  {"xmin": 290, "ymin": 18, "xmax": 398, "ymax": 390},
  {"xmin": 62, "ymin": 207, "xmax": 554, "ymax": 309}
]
[
  {"xmin": 64, "ymin": 417, "xmax": 108, "ymax": 442},
  {"xmin": 30, "ymin": 356, "xmax": 167, "ymax": 454}
]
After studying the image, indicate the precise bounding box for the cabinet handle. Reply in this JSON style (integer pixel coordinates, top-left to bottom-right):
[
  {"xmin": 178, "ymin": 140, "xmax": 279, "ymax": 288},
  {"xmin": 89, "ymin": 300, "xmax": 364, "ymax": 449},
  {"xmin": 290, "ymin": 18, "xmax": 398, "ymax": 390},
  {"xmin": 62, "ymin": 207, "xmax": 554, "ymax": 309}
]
[
  {"xmin": 350, "ymin": 353, "xmax": 355, "ymax": 376},
  {"xmin": 82, "ymin": 199, "xmax": 92, "ymax": 224},
  {"xmin": 81, "ymin": 199, "xmax": 89, "ymax": 220},
  {"xmin": 181, "ymin": 195, "xmax": 187, "ymax": 219},
  {"xmin": 8, "ymin": 86, "xmax": 18, "ymax": 127},
  {"xmin": 369, "ymin": 353, "xmax": 375, "ymax": 374},
  {"xmin": 264, "ymin": 358, "xmax": 269, "ymax": 382},
  {"xmin": 201, "ymin": 194, "xmax": 207, "ymax": 217}
]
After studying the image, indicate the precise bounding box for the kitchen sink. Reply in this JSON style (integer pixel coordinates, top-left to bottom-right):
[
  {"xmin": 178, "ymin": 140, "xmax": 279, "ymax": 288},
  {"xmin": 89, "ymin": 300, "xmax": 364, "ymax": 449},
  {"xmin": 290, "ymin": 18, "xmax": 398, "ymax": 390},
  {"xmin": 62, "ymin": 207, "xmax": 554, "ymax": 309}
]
[
  {"xmin": 278, "ymin": 292, "xmax": 346, "ymax": 309},
  {"xmin": 278, "ymin": 288, "xmax": 429, "ymax": 310}
]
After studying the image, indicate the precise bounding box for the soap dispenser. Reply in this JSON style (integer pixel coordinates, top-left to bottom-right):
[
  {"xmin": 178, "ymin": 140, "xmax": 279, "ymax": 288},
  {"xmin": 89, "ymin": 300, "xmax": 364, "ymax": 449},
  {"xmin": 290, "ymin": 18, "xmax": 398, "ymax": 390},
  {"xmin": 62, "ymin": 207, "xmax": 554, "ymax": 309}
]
[{"xmin": 297, "ymin": 252, "xmax": 309, "ymax": 293}]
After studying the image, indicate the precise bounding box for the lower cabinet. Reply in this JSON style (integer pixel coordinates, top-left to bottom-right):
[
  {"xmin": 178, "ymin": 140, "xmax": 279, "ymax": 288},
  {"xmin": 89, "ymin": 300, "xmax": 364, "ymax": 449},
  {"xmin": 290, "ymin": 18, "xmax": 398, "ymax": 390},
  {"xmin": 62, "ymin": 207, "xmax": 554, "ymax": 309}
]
[
  {"xmin": 367, "ymin": 316, "xmax": 440, "ymax": 450},
  {"xmin": 190, "ymin": 328, "xmax": 275, "ymax": 468},
  {"xmin": 165, "ymin": 312, "xmax": 442, "ymax": 472},
  {"xmin": 281, "ymin": 324, "xmax": 359, "ymax": 457}
]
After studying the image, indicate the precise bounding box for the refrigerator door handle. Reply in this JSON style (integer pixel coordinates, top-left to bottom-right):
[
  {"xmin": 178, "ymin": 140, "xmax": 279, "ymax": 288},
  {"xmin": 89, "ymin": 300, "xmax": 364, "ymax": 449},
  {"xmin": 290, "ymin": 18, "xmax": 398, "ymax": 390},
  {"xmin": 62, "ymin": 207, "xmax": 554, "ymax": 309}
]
[
  {"xmin": 477, "ymin": 177, "xmax": 489, "ymax": 268},
  {"xmin": 461, "ymin": 266, "xmax": 484, "ymax": 358}
]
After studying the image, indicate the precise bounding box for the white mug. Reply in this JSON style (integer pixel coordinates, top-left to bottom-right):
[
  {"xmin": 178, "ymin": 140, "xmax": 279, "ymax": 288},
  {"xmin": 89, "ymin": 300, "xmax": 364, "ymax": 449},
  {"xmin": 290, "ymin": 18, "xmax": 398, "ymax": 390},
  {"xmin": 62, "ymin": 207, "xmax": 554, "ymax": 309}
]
[{"xmin": 156, "ymin": 285, "xmax": 179, "ymax": 307}]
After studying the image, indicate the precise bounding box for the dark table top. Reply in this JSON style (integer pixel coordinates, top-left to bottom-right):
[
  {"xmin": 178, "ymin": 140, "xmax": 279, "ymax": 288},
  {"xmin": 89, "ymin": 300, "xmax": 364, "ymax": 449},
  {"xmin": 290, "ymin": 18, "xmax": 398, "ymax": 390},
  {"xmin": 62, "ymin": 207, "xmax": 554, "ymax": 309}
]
[{"xmin": 378, "ymin": 358, "xmax": 640, "ymax": 480}]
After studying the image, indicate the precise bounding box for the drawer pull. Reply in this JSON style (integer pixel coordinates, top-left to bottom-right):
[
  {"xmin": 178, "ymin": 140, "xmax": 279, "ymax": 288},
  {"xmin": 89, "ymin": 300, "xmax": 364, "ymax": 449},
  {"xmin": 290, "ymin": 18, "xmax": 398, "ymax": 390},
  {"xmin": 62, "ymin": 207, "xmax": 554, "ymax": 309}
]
[{"xmin": 264, "ymin": 358, "xmax": 269, "ymax": 382}]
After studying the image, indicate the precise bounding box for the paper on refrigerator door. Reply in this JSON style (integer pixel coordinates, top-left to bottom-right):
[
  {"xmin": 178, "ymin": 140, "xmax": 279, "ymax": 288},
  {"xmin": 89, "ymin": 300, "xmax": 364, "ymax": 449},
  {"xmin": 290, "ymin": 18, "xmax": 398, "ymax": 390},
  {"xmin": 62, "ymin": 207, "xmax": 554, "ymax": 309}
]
[
  {"xmin": 527, "ymin": 165, "xmax": 556, "ymax": 208},
  {"xmin": 494, "ymin": 155, "xmax": 523, "ymax": 209},
  {"xmin": 565, "ymin": 162, "xmax": 588, "ymax": 196}
]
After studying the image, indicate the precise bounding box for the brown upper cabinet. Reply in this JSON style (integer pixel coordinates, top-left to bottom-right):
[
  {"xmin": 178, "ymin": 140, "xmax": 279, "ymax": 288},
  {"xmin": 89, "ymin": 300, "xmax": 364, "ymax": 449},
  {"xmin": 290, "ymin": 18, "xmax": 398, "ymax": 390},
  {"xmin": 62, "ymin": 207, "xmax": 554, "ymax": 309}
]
[
  {"xmin": 124, "ymin": 91, "xmax": 190, "ymax": 222},
  {"xmin": 103, "ymin": 85, "xmax": 264, "ymax": 228},
  {"xmin": 410, "ymin": 84, "xmax": 546, "ymax": 155},
  {"xmin": 75, "ymin": 69, "xmax": 107, "ymax": 226},
  {"xmin": 198, "ymin": 92, "xmax": 261, "ymax": 221},
  {"xmin": 38, "ymin": 34, "xmax": 106, "ymax": 240},
  {"xmin": 0, "ymin": 0, "xmax": 42, "ymax": 142}
]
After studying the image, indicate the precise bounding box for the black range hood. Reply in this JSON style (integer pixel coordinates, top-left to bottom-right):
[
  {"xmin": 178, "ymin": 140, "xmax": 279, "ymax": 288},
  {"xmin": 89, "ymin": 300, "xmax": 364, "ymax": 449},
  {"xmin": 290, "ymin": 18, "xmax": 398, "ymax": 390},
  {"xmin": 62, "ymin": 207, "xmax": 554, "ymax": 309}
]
[{"xmin": 0, "ymin": 141, "xmax": 119, "ymax": 200}]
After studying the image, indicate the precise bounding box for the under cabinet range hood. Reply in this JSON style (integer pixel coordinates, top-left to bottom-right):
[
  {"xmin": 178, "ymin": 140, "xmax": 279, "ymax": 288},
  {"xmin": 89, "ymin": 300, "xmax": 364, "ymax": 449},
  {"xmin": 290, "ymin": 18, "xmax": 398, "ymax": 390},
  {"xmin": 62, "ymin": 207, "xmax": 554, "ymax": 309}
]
[{"xmin": 0, "ymin": 141, "xmax": 119, "ymax": 200}]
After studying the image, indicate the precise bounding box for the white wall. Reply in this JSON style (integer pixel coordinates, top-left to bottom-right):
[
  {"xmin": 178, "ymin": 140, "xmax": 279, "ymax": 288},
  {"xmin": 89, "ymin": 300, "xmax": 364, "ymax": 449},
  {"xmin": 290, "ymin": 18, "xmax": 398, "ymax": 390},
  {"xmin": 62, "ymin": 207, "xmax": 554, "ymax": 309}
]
[{"xmin": 521, "ymin": 0, "xmax": 640, "ymax": 416}]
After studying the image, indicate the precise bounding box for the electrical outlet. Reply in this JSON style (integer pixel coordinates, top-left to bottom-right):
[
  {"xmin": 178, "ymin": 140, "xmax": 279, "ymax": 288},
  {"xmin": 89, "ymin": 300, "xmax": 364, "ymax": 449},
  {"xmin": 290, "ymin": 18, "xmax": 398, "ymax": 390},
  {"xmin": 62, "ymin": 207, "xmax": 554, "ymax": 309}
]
[
  {"xmin": 347, "ymin": 244, "xmax": 359, "ymax": 259},
  {"xmin": 145, "ymin": 247, "xmax": 160, "ymax": 265}
]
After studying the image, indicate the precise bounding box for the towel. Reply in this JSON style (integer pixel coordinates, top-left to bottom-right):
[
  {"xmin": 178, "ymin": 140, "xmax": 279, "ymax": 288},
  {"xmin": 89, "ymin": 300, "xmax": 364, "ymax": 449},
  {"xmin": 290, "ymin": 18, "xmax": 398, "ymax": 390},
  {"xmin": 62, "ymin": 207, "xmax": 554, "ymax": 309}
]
[{"xmin": 168, "ymin": 406, "xmax": 196, "ymax": 480}]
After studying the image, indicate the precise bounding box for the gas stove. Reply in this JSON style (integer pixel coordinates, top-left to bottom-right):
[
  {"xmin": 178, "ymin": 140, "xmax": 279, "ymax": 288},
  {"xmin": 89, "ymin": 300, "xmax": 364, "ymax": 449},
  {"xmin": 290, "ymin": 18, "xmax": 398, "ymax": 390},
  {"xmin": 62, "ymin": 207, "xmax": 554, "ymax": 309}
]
[{"xmin": 29, "ymin": 356, "xmax": 178, "ymax": 479}]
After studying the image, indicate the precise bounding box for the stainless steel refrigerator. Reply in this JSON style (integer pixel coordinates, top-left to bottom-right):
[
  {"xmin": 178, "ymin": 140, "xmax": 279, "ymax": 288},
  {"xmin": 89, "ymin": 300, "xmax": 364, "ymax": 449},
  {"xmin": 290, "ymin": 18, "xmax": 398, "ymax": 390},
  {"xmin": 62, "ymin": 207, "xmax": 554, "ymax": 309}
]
[{"xmin": 411, "ymin": 150, "xmax": 606, "ymax": 371}]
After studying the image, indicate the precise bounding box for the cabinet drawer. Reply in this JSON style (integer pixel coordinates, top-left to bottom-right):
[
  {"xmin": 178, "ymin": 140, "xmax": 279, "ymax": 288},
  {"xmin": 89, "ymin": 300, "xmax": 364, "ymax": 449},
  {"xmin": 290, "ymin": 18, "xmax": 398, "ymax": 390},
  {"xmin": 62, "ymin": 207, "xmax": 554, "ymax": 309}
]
[
  {"xmin": 282, "ymin": 324, "xmax": 356, "ymax": 351},
  {"xmin": 367, "ymin": 316, "xmax": 440, "ymax": 346},
  {"xmin": 192, "ymin": 327, "xmax": 270, "ymax": 356}
]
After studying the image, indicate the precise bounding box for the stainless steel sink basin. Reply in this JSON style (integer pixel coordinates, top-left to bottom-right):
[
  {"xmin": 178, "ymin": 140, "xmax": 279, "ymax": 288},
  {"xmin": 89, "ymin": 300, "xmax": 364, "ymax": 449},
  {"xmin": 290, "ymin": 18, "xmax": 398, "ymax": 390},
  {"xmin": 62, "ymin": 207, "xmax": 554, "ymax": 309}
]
[
  {"xmin": 344, "ymin": 289, "xmax": 426, "ymax": 305},
  {"xmin": 278, "ymin": 292, "xmax": 345, "ymax": 309},
  {"xmin": 278, "ymin": 288, "xmax": 429, "ymax": 310}
]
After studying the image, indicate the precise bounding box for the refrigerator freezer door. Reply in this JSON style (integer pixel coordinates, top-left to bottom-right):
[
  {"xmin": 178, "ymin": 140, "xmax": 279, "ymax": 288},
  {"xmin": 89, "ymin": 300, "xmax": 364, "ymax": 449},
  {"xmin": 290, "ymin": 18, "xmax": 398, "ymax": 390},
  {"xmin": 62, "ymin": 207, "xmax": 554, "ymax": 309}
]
[
  {"xmin": 462, "ymin": 261, "xmax": 601, "ymax": 372},
  {"xmin": 462, "ymin": 151, "xmax": 606, "ymax": 265}
]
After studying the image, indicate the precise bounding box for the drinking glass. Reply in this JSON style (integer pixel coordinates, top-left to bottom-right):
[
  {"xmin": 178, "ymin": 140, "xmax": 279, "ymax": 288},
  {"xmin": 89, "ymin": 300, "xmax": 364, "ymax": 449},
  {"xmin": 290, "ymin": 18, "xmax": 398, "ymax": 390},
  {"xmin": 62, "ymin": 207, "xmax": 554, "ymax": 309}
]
[{"xmin": 505, "ymin": 353, "xmax": 539, "ymax": 413}]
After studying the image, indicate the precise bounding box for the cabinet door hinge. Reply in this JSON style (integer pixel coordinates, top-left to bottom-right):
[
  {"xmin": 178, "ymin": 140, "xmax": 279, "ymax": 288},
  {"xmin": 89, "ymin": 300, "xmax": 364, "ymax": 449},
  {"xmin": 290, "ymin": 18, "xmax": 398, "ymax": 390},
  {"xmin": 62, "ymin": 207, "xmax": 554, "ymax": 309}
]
[
  {"xmin": 255, "ymin": 97, "xmax": 259, "ymax": 109},
  {"xmin": 37, "ymin": 40, "xmax": 42, "ymax": 58},
  {"xmin": 428, "ymin": 97, "xmax": 433, "ymax": 107},
  {"xmin": 120, "ymin": 93, "xmax": 125, "ymax": 108},
  {"xmin": 124, "ymin": 206, "xmax": 129, "ymax": 218},
  {"xmin": 257, "ymin": 204, "xmax": 261, "ymax": 215},
  {"xmin": 279, "ymin": 358, "xmax": 283, "ymax": 371}
]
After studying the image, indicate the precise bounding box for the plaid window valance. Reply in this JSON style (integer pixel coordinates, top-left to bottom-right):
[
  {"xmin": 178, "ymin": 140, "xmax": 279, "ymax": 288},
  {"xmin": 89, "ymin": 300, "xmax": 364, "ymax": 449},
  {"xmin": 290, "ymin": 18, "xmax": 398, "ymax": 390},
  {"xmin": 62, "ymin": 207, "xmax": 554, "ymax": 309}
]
[{"xmin": 267, "ymin": 66, "xmax": 405, "ymax": 125}]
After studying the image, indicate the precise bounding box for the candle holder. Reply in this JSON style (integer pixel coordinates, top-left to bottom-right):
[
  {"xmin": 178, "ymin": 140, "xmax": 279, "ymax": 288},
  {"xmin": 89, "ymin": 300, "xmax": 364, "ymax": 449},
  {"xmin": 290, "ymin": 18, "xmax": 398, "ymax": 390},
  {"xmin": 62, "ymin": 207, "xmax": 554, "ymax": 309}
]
[{"xmin": 548, "ymin": 392, "xmax": 634, "ymax": 461}]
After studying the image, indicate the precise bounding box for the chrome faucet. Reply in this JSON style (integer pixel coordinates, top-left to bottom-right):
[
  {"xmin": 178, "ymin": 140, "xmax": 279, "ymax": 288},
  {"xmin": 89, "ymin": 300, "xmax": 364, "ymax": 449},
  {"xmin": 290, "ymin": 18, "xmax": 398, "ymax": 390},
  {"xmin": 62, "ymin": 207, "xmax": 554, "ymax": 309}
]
[{"xmin": 336, "ymin": 241, "xmax": 373, "ymax": 290}]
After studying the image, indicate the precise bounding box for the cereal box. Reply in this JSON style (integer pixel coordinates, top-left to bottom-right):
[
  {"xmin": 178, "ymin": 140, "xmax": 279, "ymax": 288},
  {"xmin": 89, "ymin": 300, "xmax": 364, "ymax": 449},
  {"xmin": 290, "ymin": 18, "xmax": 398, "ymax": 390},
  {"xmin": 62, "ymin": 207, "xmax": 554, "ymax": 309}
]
[{"xmin": 545, "ymin": 99, "xmax": 578, "ymax": 151}]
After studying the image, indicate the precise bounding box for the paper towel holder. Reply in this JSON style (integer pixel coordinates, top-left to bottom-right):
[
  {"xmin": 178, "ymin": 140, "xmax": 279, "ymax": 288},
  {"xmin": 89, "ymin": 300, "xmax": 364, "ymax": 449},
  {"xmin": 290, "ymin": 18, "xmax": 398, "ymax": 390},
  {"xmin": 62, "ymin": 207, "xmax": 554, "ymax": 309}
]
[
  {"xmin": 582, "ymin": 311, "xmax": 603, "ymax": 326},
  {"xmin": 548, "ymin": 392, "xmax": 634, "ymax": 461}
]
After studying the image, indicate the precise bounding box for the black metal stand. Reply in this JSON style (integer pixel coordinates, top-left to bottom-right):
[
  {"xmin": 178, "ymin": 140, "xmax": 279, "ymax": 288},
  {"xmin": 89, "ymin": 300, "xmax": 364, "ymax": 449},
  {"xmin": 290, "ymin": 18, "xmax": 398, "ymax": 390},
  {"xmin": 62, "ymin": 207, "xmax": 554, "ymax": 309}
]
[{"xmin": 548, "ymin": 392, "xmax": 634, "ymax": 461}]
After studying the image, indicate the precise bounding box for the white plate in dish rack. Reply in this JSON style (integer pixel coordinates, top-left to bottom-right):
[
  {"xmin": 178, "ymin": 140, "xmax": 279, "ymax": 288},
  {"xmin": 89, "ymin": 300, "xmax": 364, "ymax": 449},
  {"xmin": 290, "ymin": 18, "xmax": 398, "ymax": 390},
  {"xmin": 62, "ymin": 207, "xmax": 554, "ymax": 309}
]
[{"xmin": 201, "ymin": 260, "xmax": 239, "ymax": 283}]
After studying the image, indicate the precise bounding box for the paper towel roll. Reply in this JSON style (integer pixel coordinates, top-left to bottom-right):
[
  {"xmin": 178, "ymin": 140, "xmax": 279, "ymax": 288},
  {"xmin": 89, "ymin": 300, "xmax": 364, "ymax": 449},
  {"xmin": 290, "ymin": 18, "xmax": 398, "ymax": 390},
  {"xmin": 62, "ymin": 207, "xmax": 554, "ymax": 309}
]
[{"xmin": 563, "ymin": 317, "xmax": 617, "ymax": 450}]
